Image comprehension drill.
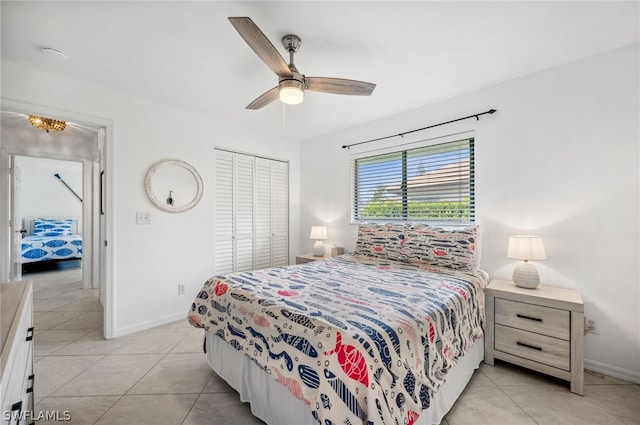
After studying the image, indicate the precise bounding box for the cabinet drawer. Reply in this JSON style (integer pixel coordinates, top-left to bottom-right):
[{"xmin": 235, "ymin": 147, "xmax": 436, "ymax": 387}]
[
  {"xmin": 495, "ymin": 298, "xmax": 569, "ymax": 340},
  {"xmin": 495, "ymin": 324, "xmax": 570, "ymax": 370}
]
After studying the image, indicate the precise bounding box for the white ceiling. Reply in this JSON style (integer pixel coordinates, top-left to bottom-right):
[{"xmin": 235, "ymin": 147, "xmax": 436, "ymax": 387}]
[{"xmin": 2, "ymin": 1, "xmax": 638, "ymax": 142}]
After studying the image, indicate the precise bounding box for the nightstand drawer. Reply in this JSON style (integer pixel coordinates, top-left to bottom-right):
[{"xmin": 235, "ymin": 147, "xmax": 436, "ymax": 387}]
[
  {"xmin": 295, "ymin": 254, "xmax": 329, "ymax": 264},
  {"xmin": 495, "ymin": 298, "xmax": 570, "ymax": 340},
  {"xmin": 495, "ymin": 324, "xmax": 570, "ymax": 370}
]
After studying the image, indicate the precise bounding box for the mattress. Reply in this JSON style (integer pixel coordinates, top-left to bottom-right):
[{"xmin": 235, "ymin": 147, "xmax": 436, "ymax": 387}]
[{"xmin": 189, "ymin": 254, "xmax": 487, "ymax": 425}]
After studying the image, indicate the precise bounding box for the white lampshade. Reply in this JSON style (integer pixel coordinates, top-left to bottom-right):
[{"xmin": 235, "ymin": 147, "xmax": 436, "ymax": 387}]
[
  {"xmin": 279, "ymin": 81, "xmax": 304, "ymax": 105},
  {"xmin": 507, "ymin": 235, "xmax": 547, "ymax": 260},
  {"xmin": 507, "ymin": 235, "xmax": 546, "ymax": 289},
  {"xmin": 309, "ymin": 226, "xmax": 328, "ymax": 240}
]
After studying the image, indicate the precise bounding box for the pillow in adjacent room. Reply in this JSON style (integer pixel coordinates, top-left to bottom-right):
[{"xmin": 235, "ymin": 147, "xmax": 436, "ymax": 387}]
[{"xmin": 32, "ymin": 218, "xmax": 74, "ymax": 237}]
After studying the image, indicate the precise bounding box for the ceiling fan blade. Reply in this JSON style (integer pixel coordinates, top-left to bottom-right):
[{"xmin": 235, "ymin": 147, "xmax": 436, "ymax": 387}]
[
  {"xmin": 229, "ymin": 17, "xmax": 291, "ymax": 77},
  {"xmin": 305, "ymin": 77, "xmax": 376, "ymax": 96},
  {"xmin": 246, "ymin": 86, "xmax": 280, "ymax": 110}
]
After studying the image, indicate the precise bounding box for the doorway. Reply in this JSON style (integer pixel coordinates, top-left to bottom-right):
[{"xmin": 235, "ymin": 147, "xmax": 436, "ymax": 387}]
[
  {"xmin": 14, "ymin": 156, "xmax": 84, "ymax": 278},
  {"xmin": 0, "ymin": 106, "xmax": 111, "ymax": 338}
]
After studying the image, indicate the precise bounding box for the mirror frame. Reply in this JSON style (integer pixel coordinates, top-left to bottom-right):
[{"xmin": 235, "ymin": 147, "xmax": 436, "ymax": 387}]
[{"xmin": 144, "ymin": 159, "xmax": 203, "ymax": 213}]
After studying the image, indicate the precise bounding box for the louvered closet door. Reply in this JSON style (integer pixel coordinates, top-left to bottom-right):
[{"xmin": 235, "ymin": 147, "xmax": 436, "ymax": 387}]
[
  {"xmin": 271, "ymin": 160, "xmax": 289, "ymax": 266},
  {"xmin": 253, "ymin": 158, "xmax": 289, "ymax": 269},
  {"xmin": 214, "ymin": 150, "xmax": 234, "ymax": 274},
  {"xmin": 254, "ymin": 158, "xmax": 273, "ymax": 269},
  {"xmin": 215, "ymin": 149, "xmax": 288, "ymax": 273},
  {"xmin": 234, "ymin": 154, "xmax": 255, "ymax": 272}
]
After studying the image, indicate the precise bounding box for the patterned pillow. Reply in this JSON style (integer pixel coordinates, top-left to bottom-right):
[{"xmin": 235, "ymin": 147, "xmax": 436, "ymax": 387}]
[
  {"xmin": 399, "ymin": 224, "xmax": 477, "ymax": 270},
  {"xmin": 33, "ymin": 218, "xmax": 74, "ymax": 237},
  {"xmin": 353, "ymin": 223, "xmax": 407, "ymax": 259}
]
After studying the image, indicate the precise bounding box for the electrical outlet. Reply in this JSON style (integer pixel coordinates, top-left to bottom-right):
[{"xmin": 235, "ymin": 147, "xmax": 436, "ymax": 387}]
[
  {"xmin": 586, "ymin": 318, "xmax": 599, "ymax": 335},
  {"xmin": 178, "ymin": 284, "xmax": 185, "ymax": 295}
]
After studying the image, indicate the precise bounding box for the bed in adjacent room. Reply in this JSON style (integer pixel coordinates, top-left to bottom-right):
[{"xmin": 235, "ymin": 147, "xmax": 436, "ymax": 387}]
[
  {"xmin": 20, "ymin": 217, "xmax": 83, "ymax": 269},
  {"xmin": 188, "ymin": 223, "xmax": 486, "ymax": 425}
]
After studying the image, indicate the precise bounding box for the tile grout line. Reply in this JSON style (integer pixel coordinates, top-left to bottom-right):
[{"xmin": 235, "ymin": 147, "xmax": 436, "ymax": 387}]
[
  {"xmin": 180, "ymin": 394, "xmax": 201, "ymax": 425},
  {"xmin": 90, "ymin": 394, "xmax": 126, "ymax": 425},
  {"xmin": 32, "ymin": 277, "xmax": 100, "ymax": 400},
  {"xmin": 484, "ymin": 366, "xmax": 639, "ymax": 425},
  {"xmin": 97, "ymin": 335, "xmax": 195, "ymax": 425},
  {"xmin": 30, "ymin": 270, "xmax": 115, "ymax": 424},
  {"xmin": 35, "ymin": 327, "xmax": 96, "ymax": 358},
  {"xmin": 36, "ymin": 353, "xmax": 106, "ymax": 399},
  {"xmin": 179, "ymin": 330, "xmax": 234, "ymax": 425},
  {"xmin": 478, "ymin": 367, "xmax": 541, "ymax": 425},
  {"xmin": 182, "ymin": 337, "xmax": 213, "ymax": 425},
  {"xmin": 122, "ymin": 350, "xmax": 171, "ymax": 397},
  {"xmin": 48, "ymin": 308, "xmax": 102, "ymax": 331},
  {"xmin": 33, "ymin": 272, "xmax": 170, "ymax": 424},
  {"xmin": 494, "ymin": 385, "xmax": 541, "ymax": 425}
]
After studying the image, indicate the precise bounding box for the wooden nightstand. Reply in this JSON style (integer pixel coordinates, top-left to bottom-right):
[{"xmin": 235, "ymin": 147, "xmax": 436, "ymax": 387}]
[
  {"xmin": 484, "ymin": 279, "xmax": 584, "ymax": 395},
  {"xmin": 295, "ymin": 254, "xmax": 329, "ymax": 264}
]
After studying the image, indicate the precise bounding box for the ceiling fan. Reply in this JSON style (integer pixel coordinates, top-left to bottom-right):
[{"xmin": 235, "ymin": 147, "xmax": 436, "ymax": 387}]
[{"xmin": 229, "ymin": 17, "xmax": 376, "ymax": 110}]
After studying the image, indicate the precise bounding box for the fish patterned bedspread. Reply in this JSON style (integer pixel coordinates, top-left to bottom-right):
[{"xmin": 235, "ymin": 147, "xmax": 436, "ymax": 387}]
[
  {"xmin": 21, "ymin": 235, "xmax": 83, "ymax": 263},
  {"xmin": 188, "ymin": 254, "xmax": 487, "ymax": 425}
]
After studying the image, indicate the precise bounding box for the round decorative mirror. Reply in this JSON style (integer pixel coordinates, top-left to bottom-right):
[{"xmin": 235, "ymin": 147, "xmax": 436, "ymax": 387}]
[{"xmin": 144, "ymin": 159, "xmax": 203, "ymax": 213}]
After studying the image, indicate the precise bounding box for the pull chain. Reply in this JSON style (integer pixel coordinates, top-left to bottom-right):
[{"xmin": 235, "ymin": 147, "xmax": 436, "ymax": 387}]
[{"xmin": 282, "ymin": 103, "xmax": 287, "ymax": 128}]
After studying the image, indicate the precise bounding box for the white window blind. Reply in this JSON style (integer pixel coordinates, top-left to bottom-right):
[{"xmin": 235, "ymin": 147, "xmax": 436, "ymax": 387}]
[
  {"xmin": 215, "ymin": 149, "xmax": 289, "ymax": 274},
  {"xmin": 352, "ymin": 138, "xmax": 474, "ymax": 224}
]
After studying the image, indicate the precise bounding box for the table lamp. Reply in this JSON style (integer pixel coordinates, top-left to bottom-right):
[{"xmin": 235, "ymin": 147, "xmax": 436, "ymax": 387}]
[
  {"xmin": 507, "ymin": 235, "xmax": 547, "ymax": 289},
  {"xmin": 310, "ymin": 226, "xmax": 328, "ymax": 257}
]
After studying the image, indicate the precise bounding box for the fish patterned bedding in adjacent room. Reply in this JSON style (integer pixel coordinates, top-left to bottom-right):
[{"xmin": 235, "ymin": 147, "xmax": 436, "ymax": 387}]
[
  {"xmin": 21, "ymin": 235, "xmax": 83, "ymax": 263},
  {"xmin": 188, "ymin": 254, "xmax": 487, "ymax": 425}
]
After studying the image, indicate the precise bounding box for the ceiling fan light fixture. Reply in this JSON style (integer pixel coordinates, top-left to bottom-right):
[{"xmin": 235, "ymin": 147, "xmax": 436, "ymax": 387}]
[
  {"xmin": 229, "ymin": 17, "xmax": 375, "ymax": 110},
  {"xmin": 279, "ymin": 80, "xmax": 304, "ymax": 105},
  {"xmin": 28, "ymin": 115, "xmax": 66, "ymax": 132}
]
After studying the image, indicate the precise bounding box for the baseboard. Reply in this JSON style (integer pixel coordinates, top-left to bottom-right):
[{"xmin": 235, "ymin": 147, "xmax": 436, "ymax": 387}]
[
  {"xmin": 584, "ymin": 359, "xmax": 640, "ymax": 384},
  {"xmin": 111, "ymin": 312, "xmax": 187, "ymax": 338}
]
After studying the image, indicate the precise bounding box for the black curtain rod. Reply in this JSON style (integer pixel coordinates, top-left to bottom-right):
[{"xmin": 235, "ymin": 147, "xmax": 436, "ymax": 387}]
[{"xmin": 342, "ymin": 108, "xmax": 497, "ymax": 150}]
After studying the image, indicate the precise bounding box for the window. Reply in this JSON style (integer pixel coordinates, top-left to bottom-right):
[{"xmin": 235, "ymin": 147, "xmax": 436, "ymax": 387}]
[{"xmin": 352, "ymin": 138, "xmax": 474, "ymax": 225}]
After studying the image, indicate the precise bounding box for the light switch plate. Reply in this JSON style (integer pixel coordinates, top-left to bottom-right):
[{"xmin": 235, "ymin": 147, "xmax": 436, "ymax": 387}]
[{"xmin": 136, "ymin": 212, "xmax": 151, "ymax": 225}]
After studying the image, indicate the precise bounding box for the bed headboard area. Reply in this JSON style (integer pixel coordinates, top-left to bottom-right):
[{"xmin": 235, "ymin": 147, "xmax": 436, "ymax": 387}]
[{"xmin": 23, "ymin": 216, "xmax": 82, "ymax": 237}]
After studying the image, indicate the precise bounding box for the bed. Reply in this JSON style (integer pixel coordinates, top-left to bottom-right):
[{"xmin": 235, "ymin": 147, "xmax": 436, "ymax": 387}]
[
  {"xmin": 20, "ymin": 217, "xmax": 82, "ymax": 265},
  {"xmin": 188, "ymin": 223, "xmax": 486, "ymax": 425}
]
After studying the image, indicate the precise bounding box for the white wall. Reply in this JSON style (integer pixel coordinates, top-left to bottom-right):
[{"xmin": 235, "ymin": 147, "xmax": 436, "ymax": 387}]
[
  {"xmin": 2, "ymin": 60, "xmax": 301, "ymax": 337},
  {"xmin": 15, "ymin": 156, "xmax": 83, "ymax": 223},
  {"xmin": 299, "ymin": 44, "xmax": 640, "ymax": 381}
]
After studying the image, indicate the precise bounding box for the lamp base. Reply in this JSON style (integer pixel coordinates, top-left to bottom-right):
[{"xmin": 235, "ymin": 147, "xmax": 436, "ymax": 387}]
[
  {"xmin": 312, "ymin": 240, "xmax": 325, "ymax": 257},
  {"xmin": 512, "ymin": 262, "xmax": 540, "ymax": 289}
]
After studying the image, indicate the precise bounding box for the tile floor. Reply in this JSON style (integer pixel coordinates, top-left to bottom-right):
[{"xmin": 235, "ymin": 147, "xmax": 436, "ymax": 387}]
[{"xmin": 28, "ymin": 269, "xmax": 639, "ymax": 425}]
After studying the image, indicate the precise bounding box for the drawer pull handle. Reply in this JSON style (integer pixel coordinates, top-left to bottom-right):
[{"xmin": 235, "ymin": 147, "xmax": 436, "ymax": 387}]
[
  {"xmin": 26, "ymin": 326, "xmax": 34, "ymax": 341},
  {"xmin": 516, "ymin": 314, "xmax": 542, "ymax": 322},
  {"xmin": 9, "ymin": 400, "xmax": 23, "ymax": 425},
  {"xmin": 27, "ymin": 374, "xmax": 35, "ymax": 393},
  {"xmin": 517, "ymin": 341, "xmax": 542, "ymax": 351}
]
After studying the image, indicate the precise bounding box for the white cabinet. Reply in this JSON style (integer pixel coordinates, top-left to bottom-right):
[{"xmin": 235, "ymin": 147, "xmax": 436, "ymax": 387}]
[
  {"xmin": 215, "ymin": 149, "xmax": 289, "ymax": 274},
  {"xmin": 1, "ymin": 281, "xmax": 34, "ymax": 425}
]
